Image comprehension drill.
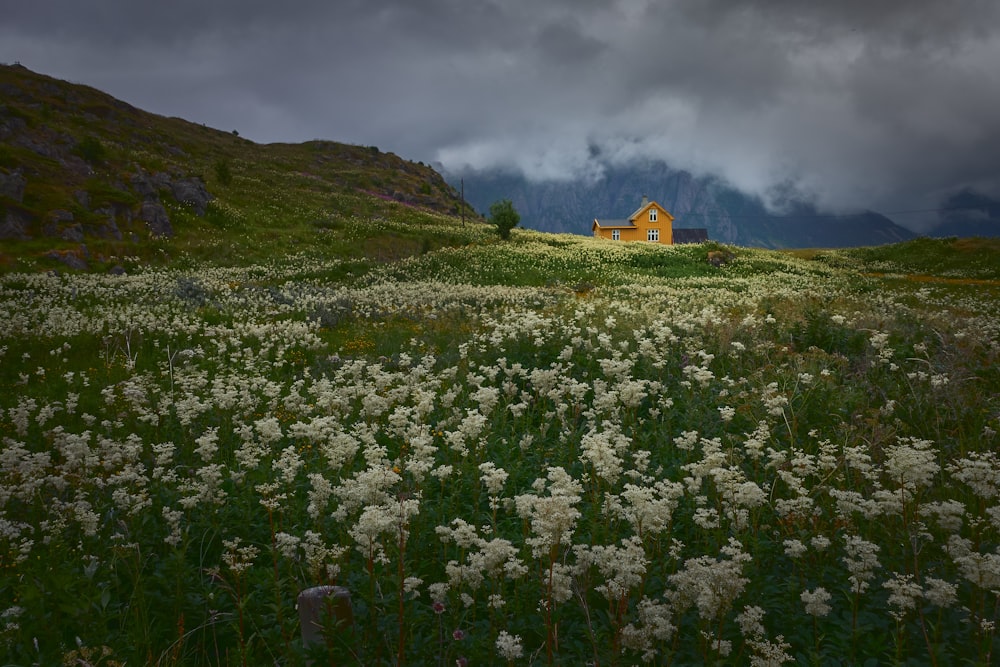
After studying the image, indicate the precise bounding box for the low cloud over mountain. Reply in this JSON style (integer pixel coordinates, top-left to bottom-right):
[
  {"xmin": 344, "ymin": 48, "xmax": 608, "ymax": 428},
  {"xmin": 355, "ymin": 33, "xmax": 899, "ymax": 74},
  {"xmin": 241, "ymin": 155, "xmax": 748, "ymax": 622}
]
[{"xmin": 3, "ymin": 1, "xmax": 999, "ymax": 224}]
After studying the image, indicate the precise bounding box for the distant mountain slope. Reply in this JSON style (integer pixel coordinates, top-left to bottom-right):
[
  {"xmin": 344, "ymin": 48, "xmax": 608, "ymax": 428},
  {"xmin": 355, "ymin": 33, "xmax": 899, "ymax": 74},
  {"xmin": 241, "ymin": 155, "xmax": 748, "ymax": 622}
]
[
  {"xmin": 0, "ymin": 64, "xmax": 473, "ymax": 270},
  {"xmin": 450, "ymin": 161, "xmax": 916, "ymax": 248}
]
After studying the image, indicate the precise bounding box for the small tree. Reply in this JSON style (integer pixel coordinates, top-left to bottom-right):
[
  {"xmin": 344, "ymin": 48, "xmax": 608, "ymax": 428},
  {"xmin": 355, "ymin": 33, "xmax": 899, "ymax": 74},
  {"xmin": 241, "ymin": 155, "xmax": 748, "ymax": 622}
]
[{"xmin": 489, "ymin": 199, "xmax": 520, "ymax": 240}]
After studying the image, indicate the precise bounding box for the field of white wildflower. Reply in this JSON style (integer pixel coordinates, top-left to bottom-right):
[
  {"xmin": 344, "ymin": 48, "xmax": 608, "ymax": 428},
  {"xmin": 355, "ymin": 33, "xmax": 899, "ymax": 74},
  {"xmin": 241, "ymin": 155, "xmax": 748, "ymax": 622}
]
[{"xmin": 1, "ymin": 236, "xmax": 999, "ymax": 665}]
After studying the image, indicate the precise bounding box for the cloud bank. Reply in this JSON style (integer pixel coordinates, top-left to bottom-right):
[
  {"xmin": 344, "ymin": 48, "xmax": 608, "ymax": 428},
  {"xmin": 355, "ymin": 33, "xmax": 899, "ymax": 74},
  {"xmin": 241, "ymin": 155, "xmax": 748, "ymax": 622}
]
[{"xmin": 3, "ymin": 0, "xmax": 1000, "ymax": 221}]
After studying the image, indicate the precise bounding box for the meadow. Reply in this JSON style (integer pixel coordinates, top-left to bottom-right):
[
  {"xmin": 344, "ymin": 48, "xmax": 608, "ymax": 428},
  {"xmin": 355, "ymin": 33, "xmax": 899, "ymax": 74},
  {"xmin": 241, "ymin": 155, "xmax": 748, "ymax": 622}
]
[{"xmin": 1, "ymin": 230, "xmax": 999, "ymax": 666}]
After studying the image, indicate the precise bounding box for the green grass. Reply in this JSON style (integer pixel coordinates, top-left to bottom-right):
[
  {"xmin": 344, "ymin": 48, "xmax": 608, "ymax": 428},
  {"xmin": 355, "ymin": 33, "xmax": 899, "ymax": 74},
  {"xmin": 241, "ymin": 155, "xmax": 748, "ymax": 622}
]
[{"xmin": 820, "ymin": 236, "xmax": 1000, "ymax": 280}]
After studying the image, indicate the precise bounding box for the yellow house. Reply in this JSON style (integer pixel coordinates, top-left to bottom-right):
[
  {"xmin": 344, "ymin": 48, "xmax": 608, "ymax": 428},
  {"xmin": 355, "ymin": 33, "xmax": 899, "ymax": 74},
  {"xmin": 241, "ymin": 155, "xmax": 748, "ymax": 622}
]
[{"xmin": 592, "ymin": 196, "xmax": 708, "ymax": 244}]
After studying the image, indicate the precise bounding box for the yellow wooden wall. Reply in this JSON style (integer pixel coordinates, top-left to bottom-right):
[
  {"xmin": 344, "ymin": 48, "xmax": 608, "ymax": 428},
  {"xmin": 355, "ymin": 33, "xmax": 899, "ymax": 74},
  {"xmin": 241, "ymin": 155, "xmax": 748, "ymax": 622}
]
[{"xmin": 594, "ymin": 202, "xmax": 674, "ymax": 244}]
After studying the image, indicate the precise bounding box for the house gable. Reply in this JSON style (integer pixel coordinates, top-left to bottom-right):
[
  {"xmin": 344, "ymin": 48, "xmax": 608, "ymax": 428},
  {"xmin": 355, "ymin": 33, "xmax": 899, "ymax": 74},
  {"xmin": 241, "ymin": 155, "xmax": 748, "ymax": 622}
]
[{"xmin": 628, "ymin": 201, "xmax": 674, "ymax": 227}]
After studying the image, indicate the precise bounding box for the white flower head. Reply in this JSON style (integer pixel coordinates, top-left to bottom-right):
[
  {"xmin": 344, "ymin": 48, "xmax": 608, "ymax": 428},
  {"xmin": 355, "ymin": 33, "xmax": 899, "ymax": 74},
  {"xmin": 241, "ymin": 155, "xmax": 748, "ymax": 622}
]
[
  {"xmin": 495, "ymin": 630, "xmax": 523, "ymax": 660},
  {"xmin": 800, "ymin": 587, "xmax": 832, "ymax": 617}
]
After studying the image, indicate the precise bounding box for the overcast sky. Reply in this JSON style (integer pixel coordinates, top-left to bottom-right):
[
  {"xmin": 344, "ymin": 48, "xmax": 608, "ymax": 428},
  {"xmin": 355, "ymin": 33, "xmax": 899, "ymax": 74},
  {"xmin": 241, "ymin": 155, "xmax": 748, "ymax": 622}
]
[{"xmin": 3, "ymin": 0, "xmax": 1000, "ymax": 226}]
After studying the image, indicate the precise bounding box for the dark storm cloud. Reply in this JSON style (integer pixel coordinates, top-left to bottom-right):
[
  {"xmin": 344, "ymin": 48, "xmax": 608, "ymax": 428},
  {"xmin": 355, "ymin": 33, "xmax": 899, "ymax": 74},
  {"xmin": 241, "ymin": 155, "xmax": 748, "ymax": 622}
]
[{"xmin": 2, "ymin": 0, "xmax": 1000, "ymax": 224}]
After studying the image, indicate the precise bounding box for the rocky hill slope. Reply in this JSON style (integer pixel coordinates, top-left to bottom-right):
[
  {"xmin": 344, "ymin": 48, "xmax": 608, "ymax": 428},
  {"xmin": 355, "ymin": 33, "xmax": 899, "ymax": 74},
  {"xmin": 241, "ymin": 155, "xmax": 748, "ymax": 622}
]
[{"xmin": 0, "ymin": 64, "xmax": 473, "ymax": 271}]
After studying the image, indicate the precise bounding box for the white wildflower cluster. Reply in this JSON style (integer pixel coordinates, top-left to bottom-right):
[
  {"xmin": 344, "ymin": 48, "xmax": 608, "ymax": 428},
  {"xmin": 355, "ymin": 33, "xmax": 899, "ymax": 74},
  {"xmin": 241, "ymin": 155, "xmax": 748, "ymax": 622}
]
[
  {"xmin": 514, "ymin": 467, "xmax": 583, "ymax": 559},
  {"xmin": 495, "ymin": 630, "xmax": 523, "ymax": 661},
  {"xmin": 620, "ymin": 595, "xmax": 677, "ymax": 661},
  {"xmin": 946, "ymin": 535, "xmax": 1000, "ymax": 592},
  {"xmin": 842, "ymin": 535, "xmax": 881, "ymax": 595},
  {"xmin": 579, "ymin": 423, "xmax": 630, "ymax": 484},
  {"xmin": 1, "ymin": 605, "xmax": 24, "ymax": 636},
  {"xmin": 674, "ymin": 429, "xmax": 699, "ymax": 451},
  {"xmin": 222, "ymin": 537, "xmax": 260, "ymax": 575},
  {"xmin": 668, "ymin": 538, "xmax": 751, "ymax": 622},
  {"xmin": 348, "ymin": 496, "xmax": 420, "ymax": 565},
  {"xmin": 800, "ymin": 587, "xmax": 832, "ymax": 617},
  {"xmin": 737, "ymin": 605, "xmax": 793, "ymax": 666},
  {"xmin": 760, "ymin": 382, "xmax": 788, "ymax": 417},
  {"xmin": 479, "ymin": 461, "xmax": 509, "ymax": 497},
  {"xmin": 883, "ymin": 437, "xmax": 940, "ymax": 492},
  {"xmin": 882, "ymin": 572, "xmax": 923, "ymax": 621},
  {"xmin": 948, "ymin": 451, "xmax": 1000, "ymax": 500},
  {"xmin": 869, "ymin": 330, "xmax": 895, "ymax": 366},
  {"xmin": 574, "ymin": 535, "xmax": 648, "ymax": 602},
  {"xmin": 604, "ymin": 479, "xmax": 684, "ymax": 538},
  {"xmin": 435, "ymin": 519, "xmax": 527, "ymax": 593}
]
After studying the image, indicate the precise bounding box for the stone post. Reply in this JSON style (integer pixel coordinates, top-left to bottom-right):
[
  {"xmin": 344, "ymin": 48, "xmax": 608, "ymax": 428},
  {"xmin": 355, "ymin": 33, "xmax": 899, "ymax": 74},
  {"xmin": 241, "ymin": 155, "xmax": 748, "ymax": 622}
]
[{"xmin": 298, "ymin": 585, "xmax": 353, "ymax": 658}]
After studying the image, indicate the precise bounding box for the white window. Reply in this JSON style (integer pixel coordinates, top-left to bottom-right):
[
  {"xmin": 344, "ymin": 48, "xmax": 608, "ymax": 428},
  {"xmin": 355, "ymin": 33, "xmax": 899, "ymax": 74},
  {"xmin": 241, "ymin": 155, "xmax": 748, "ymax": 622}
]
[
  {"xmin": 612, "ymin": 229, "xmax": 620, "ymax": 241},
  {"xmin": 647, "ymin": 228, "xmax": 659, "ymax": 242},
  {"xmin": 649, "ymin": 208, "xmax": 658, "ymax": 222}
]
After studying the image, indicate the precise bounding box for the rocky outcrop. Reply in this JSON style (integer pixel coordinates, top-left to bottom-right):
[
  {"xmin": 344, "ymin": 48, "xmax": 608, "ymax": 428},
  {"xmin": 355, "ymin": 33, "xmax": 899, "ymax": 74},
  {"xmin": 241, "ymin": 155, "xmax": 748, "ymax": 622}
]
[
  {"xmin": 0, "ymin": 168, "xmax": 26, "ymax": 202},
  {"xmin": 130, "ymin": 170, "xmax": 172, "ymax": 200},
  {"xmin": 169, "ymin": 176, "xmax": 213, "ymax": 215},
  {"xmin": 129, "ymin": 169, "xmax": 212, "ymax": 236},
  {"xmin": 141, "ymin": 201, "xmax": 173, "ymax": 237},
  {"xmin": 92, "ymin": 204, "xmax": 130, "ymax": 240},
  {"xmin": 45, "ymin": 247, "xmax": 88, "ymax": 271},
  {"xmin": 0, "ymin": 67, "xmax": 222, "ymax": 266},
  {"xmin": 41, "ymin": 209, "xmax": 75, "ymax": 238},
  {"xmin": 1, "ymin": 164, "xmax": 32, "ymax": 241},
  {"xmin": 3, "ymin": 165, "xmax": 209, "ymax": 245},
  {"xmin": 0, "ymin": 114, "xmax": 28, "ymax": 141},
  {"xmin": 131, "ymin": 169, "xmax": 213, "ymax": 212},
  {"xmin": 0, "ymin": 208, "xmax": 31, "ymax": 239},
  {"xmin": 61, "ymin": 224, "xmax": 85, "ymax": 242}
]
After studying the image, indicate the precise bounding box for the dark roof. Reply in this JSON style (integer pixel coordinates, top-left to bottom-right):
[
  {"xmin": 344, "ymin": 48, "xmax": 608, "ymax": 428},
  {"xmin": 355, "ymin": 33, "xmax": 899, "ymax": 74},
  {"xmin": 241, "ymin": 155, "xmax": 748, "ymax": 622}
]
[
  {"xmin": 673, "ymin": 228, "xmax": 709, "ymax": 243},
  {"xmin": 628, "ymin": 203, "xmax": 650, "ymax": 220}
]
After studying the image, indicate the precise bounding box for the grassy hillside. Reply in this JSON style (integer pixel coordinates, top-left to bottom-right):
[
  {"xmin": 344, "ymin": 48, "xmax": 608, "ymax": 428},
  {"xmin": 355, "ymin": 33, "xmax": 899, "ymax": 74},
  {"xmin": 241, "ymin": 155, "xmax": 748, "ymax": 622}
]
[
  {"xmin": 782, "ymin": 237, "xmax": 1000, "ymax": 286},
  {"xmin": 837, "ymin": 236, "xmax": 1000, "ymax": 280},
  {"xmin": 0, "ymin": 64, "xmax": 479, "ymax": 272}
]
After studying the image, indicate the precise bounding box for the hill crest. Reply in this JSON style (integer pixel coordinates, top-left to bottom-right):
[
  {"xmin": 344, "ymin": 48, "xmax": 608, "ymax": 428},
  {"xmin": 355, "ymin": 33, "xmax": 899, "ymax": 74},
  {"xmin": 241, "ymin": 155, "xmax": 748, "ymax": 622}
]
[{"xmin": 0, "ymin": 64, "xmax": 471, "ymax": 271}]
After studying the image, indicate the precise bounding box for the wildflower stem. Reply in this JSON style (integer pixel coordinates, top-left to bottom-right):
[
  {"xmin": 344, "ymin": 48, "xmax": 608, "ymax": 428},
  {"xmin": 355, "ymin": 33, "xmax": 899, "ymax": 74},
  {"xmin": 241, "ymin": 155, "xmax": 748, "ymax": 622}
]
[
  {"xmin": 236, "ymin": 577, "xmax": 247, "ymax": 667},
  {"xmin": 546, "ymin": 554, "xmax": 555, "ymax": 665},
  {"xmin": 397, "ymin": 524, "xmax": 407, "ymax": 667},
  {"xmin": 266, "ymin": 507, "xmax": 292, "ymax": 658}
]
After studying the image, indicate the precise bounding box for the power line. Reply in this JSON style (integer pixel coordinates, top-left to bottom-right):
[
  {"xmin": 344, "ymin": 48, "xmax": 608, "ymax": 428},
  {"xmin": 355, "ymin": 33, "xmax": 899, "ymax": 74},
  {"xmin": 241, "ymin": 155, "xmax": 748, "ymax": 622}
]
[{"xmin": 876, "ymin": 206, "xmax": 990, "ymax": 216}]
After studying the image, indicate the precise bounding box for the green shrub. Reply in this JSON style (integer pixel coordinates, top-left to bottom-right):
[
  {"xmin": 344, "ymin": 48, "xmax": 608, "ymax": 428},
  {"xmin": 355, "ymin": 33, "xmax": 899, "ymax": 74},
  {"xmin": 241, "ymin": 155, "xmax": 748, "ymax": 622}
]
[
  {"xmin": 214, "ymin": 158, "xmax": 233, "ymax": 186},
  {"xmin": 74, "ymin": 135, "xmax": 107, "ymax": 165}
]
